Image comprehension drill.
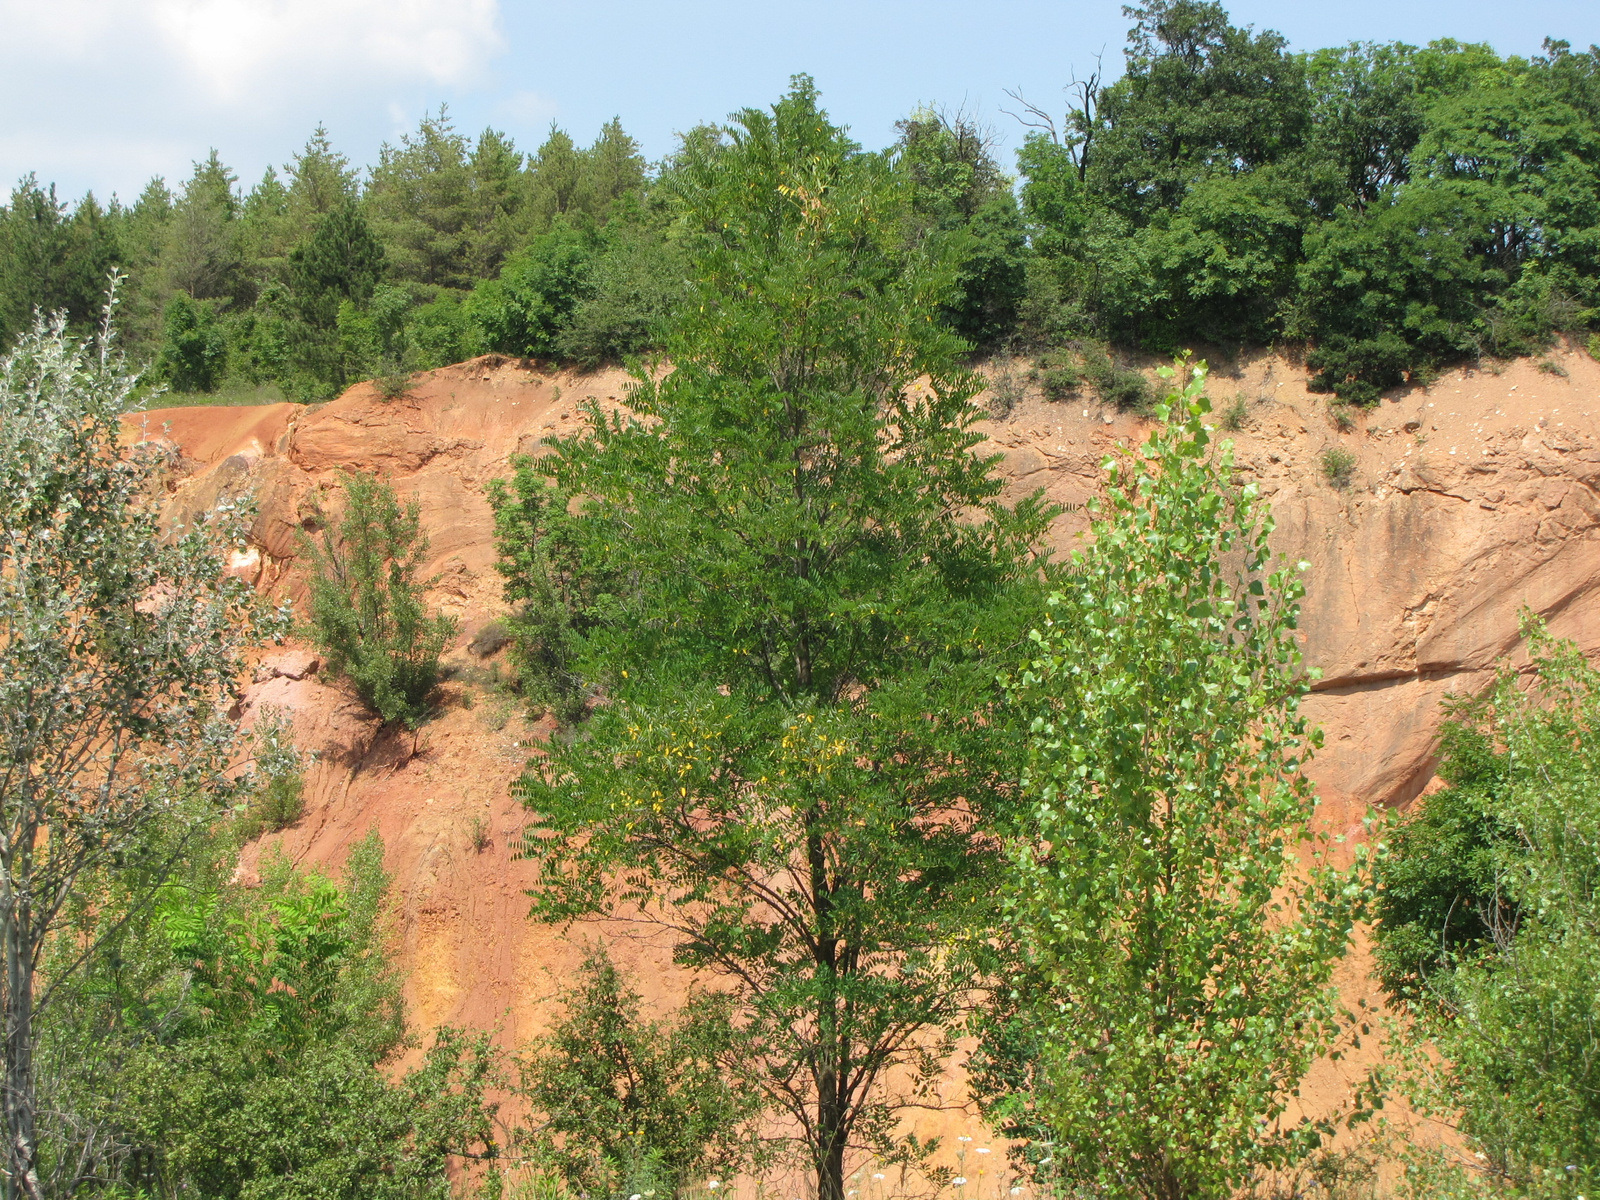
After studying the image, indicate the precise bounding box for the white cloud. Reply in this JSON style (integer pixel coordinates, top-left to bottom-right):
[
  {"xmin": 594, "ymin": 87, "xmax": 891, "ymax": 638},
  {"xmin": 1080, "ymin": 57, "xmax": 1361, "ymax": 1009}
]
[{"xmin": 0, "ymin": 0, "xmax": 503, "ymax": 103}]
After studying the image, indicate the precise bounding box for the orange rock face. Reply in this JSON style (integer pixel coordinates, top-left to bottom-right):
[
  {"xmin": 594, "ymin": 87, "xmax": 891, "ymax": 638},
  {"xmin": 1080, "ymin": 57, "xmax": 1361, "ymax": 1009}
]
[{"xmin": 125, "ymin": 341, "xmax": 1600, "ymax": 1154}]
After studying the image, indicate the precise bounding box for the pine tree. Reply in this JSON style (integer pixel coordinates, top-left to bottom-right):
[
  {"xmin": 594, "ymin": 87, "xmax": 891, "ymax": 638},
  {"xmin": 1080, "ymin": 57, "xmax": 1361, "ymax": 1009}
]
[
  {"xmin": 578, "ymin": 117, "xmax": 647, "ymax": 222},
  {"xmin": 467, "ymin": 128, "xmax": 525, "ymax": 277},
  {"xmin": 366, "ymin": 108, "xmax": 474, "ymax": 288},
  {"xmin": 524, "ymin": 125, "xmax": 584, "ymax": 232},
  {"xmin": 285, "ymin": 124, "xmax": 359, "ymax": 236},
  {"xmin": 162, "ymin": 151, "xmax": 240, "ymax": 302}
]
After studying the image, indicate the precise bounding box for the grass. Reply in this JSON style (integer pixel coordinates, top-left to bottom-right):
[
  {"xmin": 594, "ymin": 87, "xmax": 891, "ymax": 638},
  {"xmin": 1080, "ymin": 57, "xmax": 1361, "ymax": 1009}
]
[
  {"xmin": 133, "ymin": 379, "xmax": 293, "ymax": 411},
  {"xmin": 1220, "ymin": 393, "xmax": 1250, "ymax": 431},
  {"xmin": 448, "ymin": 659, "xmax": 523, "ymax": 732}
]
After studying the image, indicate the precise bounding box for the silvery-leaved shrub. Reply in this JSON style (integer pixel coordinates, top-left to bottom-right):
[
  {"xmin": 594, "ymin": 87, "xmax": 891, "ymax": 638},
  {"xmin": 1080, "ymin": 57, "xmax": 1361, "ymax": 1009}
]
[{"xmin": 0, "ymin": 291, "xmax": 271, "ymax": 1196}]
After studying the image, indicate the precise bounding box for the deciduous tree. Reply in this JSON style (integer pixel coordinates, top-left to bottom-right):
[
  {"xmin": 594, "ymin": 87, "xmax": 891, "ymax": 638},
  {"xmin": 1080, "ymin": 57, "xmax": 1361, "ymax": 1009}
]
[
  {"xmin": 0, "ymin": 301, "xmax": 263, "ymax": 1198},
  {"xmin": 1001, "ymin": 360, "xmax": 1362, "ymax": 1200},
  {"xmin": 503, "ymin": 78, "xmax": 1052, "ymax": 1200}
]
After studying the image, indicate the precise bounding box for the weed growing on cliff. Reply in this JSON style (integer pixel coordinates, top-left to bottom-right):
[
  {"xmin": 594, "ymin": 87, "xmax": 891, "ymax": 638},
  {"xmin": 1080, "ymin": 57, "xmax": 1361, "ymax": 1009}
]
[
  {"xmin": 1031, "ymin": 349, "xmax": 1083, "ymax": 400},
  {"xmin": 997, "ymin": 359, "xmax": 1364, "ymax": 1200},
  {"xmin": 1321, "ymin": 446, "xmax": 1356, "ymax": 488},
  {"xmin": 234, "ymin": 706, "xmax": 311, "ymax": 842},
  {"xmin": 987, "ymin": 358, "xmax": 1025, "ymax": 419},
  {"xmin": 1220, "ymin": 392, "xmax": 1250, "ymax": 431},
  {"xmin": 1588, "ymin": 333, "xmax": 1600, "ymax": 362},
  {"xmin": 1081, "ymin": 348, "xmax": 1152, "ymax": 413},
  {"xmin": 374, "ymin": 364, "xmax": 416, "ymax": 401},
  {"xmin": 302, "ymin": 471, "xmax": 457, "ymax": 729}
]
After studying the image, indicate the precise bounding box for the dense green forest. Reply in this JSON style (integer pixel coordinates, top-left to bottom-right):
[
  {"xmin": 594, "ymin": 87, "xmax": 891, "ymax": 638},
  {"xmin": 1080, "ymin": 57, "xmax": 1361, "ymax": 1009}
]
[{"xmin": 3, "ymin": 1, "xmax": 1597, "ymax": 406}]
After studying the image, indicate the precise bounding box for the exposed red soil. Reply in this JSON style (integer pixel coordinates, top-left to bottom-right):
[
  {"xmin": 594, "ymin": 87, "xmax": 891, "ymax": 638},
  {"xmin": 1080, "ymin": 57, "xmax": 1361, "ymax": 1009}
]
[{"xmin": 123, "ymin": 341, "xmax": 1600, "ymax": 1169}]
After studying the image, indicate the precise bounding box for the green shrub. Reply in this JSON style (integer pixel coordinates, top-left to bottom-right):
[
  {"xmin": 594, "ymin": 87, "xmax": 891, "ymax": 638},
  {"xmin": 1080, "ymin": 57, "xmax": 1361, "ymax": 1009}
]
[
  {"xmin": 1083, "ymin": 348, "xmax": 1153, "ymax": 412},
  {"xmin": 487, "ymin": 470, "xmax": 593, "ymax": 725},
  {"xmin": 337, "ymin": 284, "xmax": 416, "ymax": 388},
  {"xmin": 1371, "ymin": 723, "xmax": 1512, "ymax": 1006},
  {"xmin": 519, "ymin": 948, "xmax": 760, "ymax": 1197},
  {"xmin": 1220, "ymin": 393, "xmax": 1249, "ymax": 431},
  {"xmin": 402, "ymin": 292, "xmax": 478, "ymax": 371},
  {"xmin": 1306, "ymin": 332, "xmax": 1411, "ymax": 406},
  {"xmin": 302, "ymin": 472, "xmax": 457, "ymax": 728},
  {"xmin": 556, "ymin": 218, "xmax": 688, "ymax": 369},
  {"xmin": 1012, "ymin": 257, "xmax": 1091, "ymax": 350},
  {"xmin": 1320, "ymin": 446, "xmax": 1356, "ymax": 487},
  {"xmin": 1587, "ymin": 332, "xmax": 1600, "ymax": 362},
  {"xmin": 1382, "ymin": 620, "xmax": 1600, "ymax": 1192},
  {"xmin": 1030, "ymin": 349, "xmax": 1083, "ymax": 400},
  {"xmin": 465, "ymin": 223, "xmax": 598, "ymax": 360}
]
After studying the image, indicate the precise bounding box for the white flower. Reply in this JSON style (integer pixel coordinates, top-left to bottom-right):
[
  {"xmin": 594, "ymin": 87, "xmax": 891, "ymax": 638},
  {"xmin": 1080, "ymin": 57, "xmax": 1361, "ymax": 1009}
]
[
  {"xmin": 953, "ymin": 1179, "xmax": 968, "ymax": 1188},
  {"xmin": 958, "ymin": 1136, "xmax": 973, "ymax": 1143},
  {"xmin": 872, "ymin": 1175, "xmax": 885, "ymax": 1182},
  {"xmin": 976, "ymin": 1148, "xmax": 991, "ymax": 1155},
  {"xmin": 631, "ymin": 1195, "xmax": 642, "ymax": 1199},
  {"xmin": 1010, "ymin": 1190, "xmax": 1023, "ymax": 1196},
  {"xmin": 708, "ymin": 1184, "xmax": 720, "ymax": 1191}
]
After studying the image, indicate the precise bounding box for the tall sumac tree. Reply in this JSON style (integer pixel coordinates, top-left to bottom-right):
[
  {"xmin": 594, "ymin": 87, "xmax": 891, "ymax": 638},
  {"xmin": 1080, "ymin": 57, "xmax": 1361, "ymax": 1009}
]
[
  {"xmin": 1000, "ymin": 361, "xmax": 1363, "ymax": 1200},
  {"xmin": 503, "ymin": 78, "xmax": 1054, "ymax": 1200},
  {"xmin": 0, "ymin": 299, "xmax": 265, "ymax": 1198}
]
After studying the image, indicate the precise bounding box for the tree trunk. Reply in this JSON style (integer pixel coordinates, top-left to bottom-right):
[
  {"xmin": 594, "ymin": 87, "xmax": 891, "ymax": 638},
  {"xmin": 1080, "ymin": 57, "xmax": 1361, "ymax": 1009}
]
[
  {"xmin": 3, "ymin": 888, "xmax": 41, "ymax": 1200},
  {"xmin": 816, "ymin": 1112, "xmax": 848, "ymax": 1200}
]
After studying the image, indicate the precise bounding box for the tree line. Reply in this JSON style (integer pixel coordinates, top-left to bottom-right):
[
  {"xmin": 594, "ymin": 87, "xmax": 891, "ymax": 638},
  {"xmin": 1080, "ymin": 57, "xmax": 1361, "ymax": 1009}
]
[
  {"xmin": 1011, "ymin": 2, "xmax": 1600, "ymax": 401},
  {"xmin": 3, "ymin": 0, "xmax": 1597, "ymax": 409}
]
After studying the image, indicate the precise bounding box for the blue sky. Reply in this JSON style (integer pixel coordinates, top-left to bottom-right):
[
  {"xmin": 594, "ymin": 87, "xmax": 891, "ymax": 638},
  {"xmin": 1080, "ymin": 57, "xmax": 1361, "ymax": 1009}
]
[{"xmin": 1, "ymin": 0, "xmax": 1596, "ymax": 205}]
